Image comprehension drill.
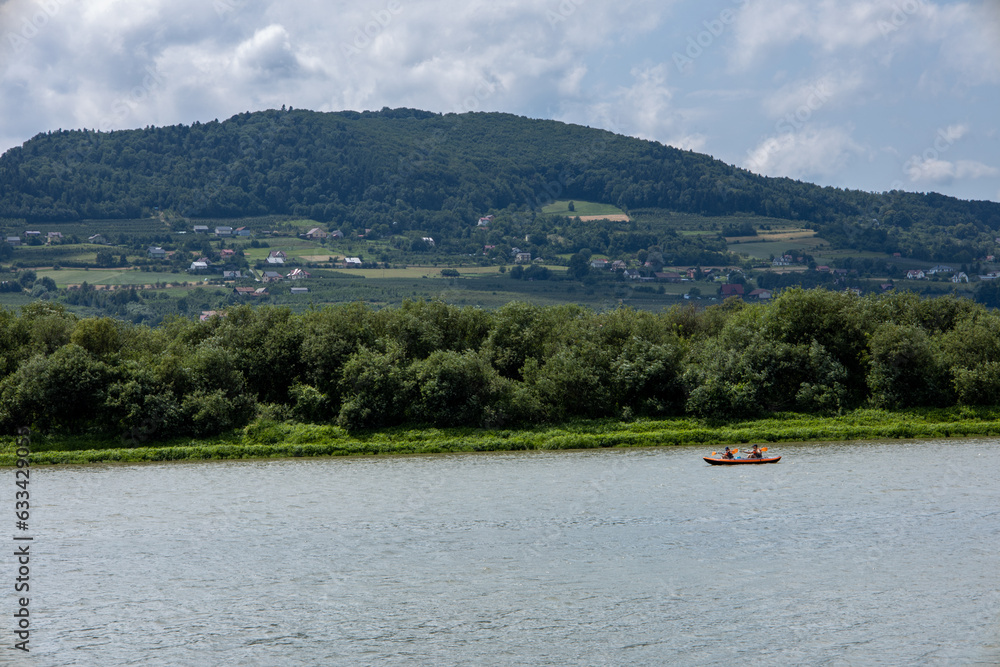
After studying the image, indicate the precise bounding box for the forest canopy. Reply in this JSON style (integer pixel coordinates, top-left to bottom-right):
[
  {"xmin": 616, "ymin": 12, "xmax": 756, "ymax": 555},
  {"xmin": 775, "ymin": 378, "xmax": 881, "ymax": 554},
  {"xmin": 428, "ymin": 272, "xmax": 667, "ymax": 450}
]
[{"xmin": 3, "ymin": 289, "xmax": 999, "ymax": 441}]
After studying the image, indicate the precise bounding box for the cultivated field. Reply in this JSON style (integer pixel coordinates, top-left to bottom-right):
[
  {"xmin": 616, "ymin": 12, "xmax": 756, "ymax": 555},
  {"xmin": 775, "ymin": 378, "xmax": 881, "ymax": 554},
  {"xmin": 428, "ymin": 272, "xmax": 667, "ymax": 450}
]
[{"xmin": 542, "ymin": 200, "xmax": 627, "ymax": 218}]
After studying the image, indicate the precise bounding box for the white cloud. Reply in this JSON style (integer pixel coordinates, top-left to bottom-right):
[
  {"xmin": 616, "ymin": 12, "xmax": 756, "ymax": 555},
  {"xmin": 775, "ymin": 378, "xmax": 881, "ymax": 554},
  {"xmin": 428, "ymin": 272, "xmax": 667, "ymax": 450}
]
[
  {"xmin": 940, "ymin": 123, "xmax": 968, "ymax": 143},
  {"xmin": 730, "ymin": 0, "xmax": 897, "ymax": 70},
  {"xmin": 744, "ymin": 125, "xmax": 867, "ymax": 180},
  {"xmin": 0, "ymin": 0, "xmax": 998, "ymax": 204},
  {"xmin": 232, "ymin": 25, "xmax": 301, "ymax": 78},
  {"xmin": 762, "ymin": 72, "xmax": 865, "ymax": 118},
  {"xmin": 906, "ymin": 157, "xmax": 999, "ymax": 184}
]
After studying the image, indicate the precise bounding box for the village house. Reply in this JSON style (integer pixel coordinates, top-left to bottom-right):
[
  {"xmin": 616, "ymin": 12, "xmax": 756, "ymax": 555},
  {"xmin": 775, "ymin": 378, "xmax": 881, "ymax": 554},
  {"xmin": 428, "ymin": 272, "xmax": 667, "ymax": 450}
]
[
  {"xmin": 622, "ymin": 269, "xmax": 643, "ymax": 281},
  {"xmin": 268, "ymin": 250, "xmax": 287, "ymax": 259},
  {"xmin": 305, "ymin": 227, "xmax": 327, "ymax": 240},
  {"xmin": 235, "ymin": 227, "xmax": 251, "ymax": 237},
  {"xmin": 24, "ymin": 231, "xmax": 41, "ymax": 237},
  {"xmin": 515, "ymin": 252, "xmax": 532, "ymax": 264},
  {"xmin": 331, "ymin": 230, "xmax": 344, "ymax": 239},
  {"xmin": 88, "ymin": 234, "xmax": 108, "ymax": 244},
  {"xmin": 747, "ymin": 288, "xmax": 772, "ymax": 300},
  {"xmin": 214, "ymin": 226, "xmax": 233, "ymax": 236},
  {"xmin": 952, "ymin": 272, "xmax": 969, "ymax": 283},
  {"xmin": 262, "ymin": 271, "xmax": 283, "ymax": 283},
  {"xmin": 233, "ymin": 286, "xmax": 258, "ymax": 296},
  {"xmin": 927, "ymin": 265, "xmax": 954, "ymax": 275},
  {"xmin": 6, "ymin": 236, "xmax": 20, "ymax": 246},
  {"xmin": 189, "ymin": 260, "xmax": 209, "ymax": 272},
  {"xmin": 590, "ymin": 259, "xmax": 609, "ymax": 270},
  {"xmin": 148, "ymin": 247, "xmax": 166, "ymax": 259},
  {"xmin": 654, "ymin": 271, "xmax": 682, "ymax": 283},
  {"xmin": 344, "ymin": 257, "xmax": 362, "ymax": 267},
  {"xmin": 290, "ymin": 287, "xmax": 309, "ymax": 294},
  {"xmin": 611, "ymin": 260, "xmax": 627, "ymax": 271},
  {"xmin": 193, "ymin": 225, "xmax": 209, "ymax": 234},
  {"xmin": 422, "ymin": 237, "xmax": 435, "ymax": 247},
  {"xmin": 720, "ymin": 284, "xmax": 745, "ymax": 297},
  {"xmin": 906, "ymin": 270, "xmax": 926, "ymax": 280},
  {"xmin": 287, "ymin": 268, "xmax": 311, "ymax": 280},
  {"xmin": 220, "ymin": 249, "xmax": 236, "ymax": 259},
  {"xmin": 199, "ymin": 311, "xmax": 223, "ymax": 322},
  {"xmin": 223, "ymin": 270, "xmax": 243, "ymax": 279},
  {"xmin": 46, "ymin": 231, "xmax": 63, "ymax": 243},
  {"xmin": 266, "ymin": 255, "xmax": 285, "ymax": 265}
]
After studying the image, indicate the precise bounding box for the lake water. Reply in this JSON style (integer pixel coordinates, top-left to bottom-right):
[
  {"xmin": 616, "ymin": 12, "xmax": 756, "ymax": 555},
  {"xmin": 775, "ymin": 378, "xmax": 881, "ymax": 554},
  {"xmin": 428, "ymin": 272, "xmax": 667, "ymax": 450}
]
[{"xmin": 20, "ymin": 439, "xmax": 1000, "ymax": 665}]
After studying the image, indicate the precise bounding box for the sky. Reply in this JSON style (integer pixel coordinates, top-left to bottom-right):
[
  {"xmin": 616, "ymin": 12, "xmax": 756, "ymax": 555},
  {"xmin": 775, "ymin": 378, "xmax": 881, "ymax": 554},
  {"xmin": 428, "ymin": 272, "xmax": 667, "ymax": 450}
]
[{"xmin": 1, "ymin": 0, "xmax": 998, "ymax": 203}]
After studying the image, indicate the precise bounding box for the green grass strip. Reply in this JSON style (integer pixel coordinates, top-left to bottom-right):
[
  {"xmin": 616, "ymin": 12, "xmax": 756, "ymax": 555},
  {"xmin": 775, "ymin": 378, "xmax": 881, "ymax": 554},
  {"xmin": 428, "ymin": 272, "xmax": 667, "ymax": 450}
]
[{"xmin": 4, "ymin": 406, "xmax": 1000, "ymax": 465}]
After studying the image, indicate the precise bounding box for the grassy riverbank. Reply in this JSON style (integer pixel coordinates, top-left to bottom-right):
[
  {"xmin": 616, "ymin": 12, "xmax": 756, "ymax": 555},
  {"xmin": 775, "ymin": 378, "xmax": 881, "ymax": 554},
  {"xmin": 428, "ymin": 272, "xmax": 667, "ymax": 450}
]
[{"xmin": 4, "ymin": 406, "xmax": 1000, "ymax": 465}]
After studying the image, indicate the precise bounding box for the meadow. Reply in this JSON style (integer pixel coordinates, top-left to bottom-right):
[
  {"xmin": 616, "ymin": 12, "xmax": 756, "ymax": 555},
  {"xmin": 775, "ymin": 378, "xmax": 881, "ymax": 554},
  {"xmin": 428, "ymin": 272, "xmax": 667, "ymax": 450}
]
[{"xmin": 542, "ymin": 200, "xmax": 627, "ymax": 217}]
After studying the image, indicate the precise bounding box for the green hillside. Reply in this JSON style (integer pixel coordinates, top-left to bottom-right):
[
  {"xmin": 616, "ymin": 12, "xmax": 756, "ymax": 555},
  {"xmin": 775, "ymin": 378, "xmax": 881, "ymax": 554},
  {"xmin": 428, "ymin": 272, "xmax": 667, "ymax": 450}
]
[{"xmin": 2, "ymin": 108, "xmax": 999, "ymax": 263}]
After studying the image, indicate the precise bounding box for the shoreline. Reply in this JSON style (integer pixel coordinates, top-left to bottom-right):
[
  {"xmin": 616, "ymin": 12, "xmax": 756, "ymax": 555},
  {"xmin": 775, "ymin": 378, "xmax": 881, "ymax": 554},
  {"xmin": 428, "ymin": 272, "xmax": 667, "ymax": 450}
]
[{"xmin": 4, "ymin": 407, "xmax": 1000, "ymax": 466}]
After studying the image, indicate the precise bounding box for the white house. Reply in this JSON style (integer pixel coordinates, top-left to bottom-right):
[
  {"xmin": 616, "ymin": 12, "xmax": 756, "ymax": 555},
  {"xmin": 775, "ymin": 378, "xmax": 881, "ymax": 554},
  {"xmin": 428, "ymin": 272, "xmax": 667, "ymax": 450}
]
[{"xmin": 906, "ymin": 270, "xmax": 925, "ymax": 280}]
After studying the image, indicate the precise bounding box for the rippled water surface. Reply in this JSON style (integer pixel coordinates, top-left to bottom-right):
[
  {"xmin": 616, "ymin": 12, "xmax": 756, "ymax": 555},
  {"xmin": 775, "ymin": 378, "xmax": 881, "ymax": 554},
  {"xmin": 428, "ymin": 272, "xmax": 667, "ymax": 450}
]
[{"xmin": 25, "ymin": 440, "xmax": 1000, "ymax": 665}]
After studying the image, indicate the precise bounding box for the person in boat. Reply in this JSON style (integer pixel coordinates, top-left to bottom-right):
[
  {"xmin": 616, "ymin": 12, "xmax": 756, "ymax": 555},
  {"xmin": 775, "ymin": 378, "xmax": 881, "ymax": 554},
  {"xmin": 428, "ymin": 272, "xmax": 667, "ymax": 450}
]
[
  {"xmin": 747, "ymin": 444, "xmax": 763, "ymax": 459},
  {"xmin": 721, "ymin": 447, "xmax": 735, "ymax": 460}
]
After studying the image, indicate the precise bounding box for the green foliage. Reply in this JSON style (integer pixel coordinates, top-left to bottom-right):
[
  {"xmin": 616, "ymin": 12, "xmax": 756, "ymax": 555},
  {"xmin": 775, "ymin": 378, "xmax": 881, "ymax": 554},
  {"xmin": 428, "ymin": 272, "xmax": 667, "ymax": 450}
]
[
  {"xmin": 288, "ymin": 383, "xmax": 330, "ymax": 423},
  {"xmin": 866, "ymin": 323, "xmax": 950, "ymax": 409},
  {"xmin": 3, "ymin": 290, "xmax": 1000, "ymax": 441},
  {"xmin": 337, "ymin": 343, "xmax": 410, "ymax": 430},
  {"xmin": 407, "ymin": 350, "xmax": 499, "ymax": 426},
  {"xmin": 0, "ymin": 344, "xmax": 110, "ymax": 431}
]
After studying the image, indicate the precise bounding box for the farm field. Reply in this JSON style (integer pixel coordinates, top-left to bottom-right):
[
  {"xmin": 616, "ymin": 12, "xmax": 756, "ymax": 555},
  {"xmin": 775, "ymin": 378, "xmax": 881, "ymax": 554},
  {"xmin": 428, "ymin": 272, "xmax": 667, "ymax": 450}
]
[
  {"xmin": 727, "ymin": 228, "xmax": 827, "ymax": 259},
  {"xmin": 35, "ymin": 269, "xmax": 192, "ymax": 287},
  {"xmin": 542, "ymin": 200, "xmax": 627, "ymax": 218}
]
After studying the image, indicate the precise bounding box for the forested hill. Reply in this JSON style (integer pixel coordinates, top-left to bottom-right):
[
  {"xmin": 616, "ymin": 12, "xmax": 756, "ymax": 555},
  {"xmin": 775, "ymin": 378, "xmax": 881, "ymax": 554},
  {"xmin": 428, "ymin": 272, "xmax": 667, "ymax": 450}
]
[{"xmin": 2, "ymin": 107, "xmax": 999, "ymax": 247}]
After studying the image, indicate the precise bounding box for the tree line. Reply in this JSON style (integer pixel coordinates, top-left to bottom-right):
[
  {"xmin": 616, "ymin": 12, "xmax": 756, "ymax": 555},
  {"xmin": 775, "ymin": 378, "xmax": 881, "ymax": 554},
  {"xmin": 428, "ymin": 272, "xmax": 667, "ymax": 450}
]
[{"xmin": 2, "ymin": 288, "xmax": 999, "ymax": 441}]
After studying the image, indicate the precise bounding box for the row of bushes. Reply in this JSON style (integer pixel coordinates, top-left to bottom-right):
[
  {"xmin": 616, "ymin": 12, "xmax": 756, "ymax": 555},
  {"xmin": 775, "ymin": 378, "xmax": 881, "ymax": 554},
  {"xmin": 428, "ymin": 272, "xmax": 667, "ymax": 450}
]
[{"xmin": 2, "ymin": 288, "xmax": 1000, "ymax": 440}]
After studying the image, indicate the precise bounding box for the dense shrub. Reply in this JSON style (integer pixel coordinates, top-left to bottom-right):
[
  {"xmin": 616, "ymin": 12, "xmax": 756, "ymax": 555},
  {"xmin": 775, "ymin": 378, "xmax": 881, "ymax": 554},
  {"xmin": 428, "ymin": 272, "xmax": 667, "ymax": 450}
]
[{"xmin": 5, "ymin": 290, "xmax": 1000, "ymax": 439}]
